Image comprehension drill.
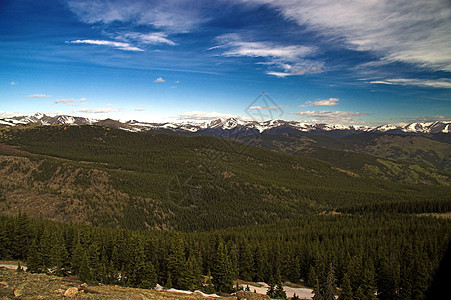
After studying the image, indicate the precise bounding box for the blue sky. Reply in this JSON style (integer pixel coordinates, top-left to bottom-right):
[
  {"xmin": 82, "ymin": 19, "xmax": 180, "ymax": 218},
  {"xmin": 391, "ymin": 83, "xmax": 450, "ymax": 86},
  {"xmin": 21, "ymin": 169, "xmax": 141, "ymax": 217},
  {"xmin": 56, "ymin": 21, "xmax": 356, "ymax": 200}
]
[{"xmin": 1, "ymin": 0, "xmax": 450, "ymax": 125}]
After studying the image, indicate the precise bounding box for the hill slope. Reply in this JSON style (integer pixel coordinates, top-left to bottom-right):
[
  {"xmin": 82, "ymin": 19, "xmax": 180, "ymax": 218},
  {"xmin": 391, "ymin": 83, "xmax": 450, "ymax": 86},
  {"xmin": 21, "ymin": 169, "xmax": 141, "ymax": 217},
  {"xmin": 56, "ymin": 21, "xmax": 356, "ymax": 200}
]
[{"xmin": 0, "ymin": 125, "xmax": 450, "ymax": 231}]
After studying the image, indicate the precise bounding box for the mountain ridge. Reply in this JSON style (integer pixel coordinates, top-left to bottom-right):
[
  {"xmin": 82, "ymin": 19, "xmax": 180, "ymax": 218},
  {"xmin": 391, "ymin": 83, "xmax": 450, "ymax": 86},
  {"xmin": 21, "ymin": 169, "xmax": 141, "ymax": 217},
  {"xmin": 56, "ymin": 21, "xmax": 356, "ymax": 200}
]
[{"xmin": 1, "ymin": 112, "xmax": 449, "ymax": 135}]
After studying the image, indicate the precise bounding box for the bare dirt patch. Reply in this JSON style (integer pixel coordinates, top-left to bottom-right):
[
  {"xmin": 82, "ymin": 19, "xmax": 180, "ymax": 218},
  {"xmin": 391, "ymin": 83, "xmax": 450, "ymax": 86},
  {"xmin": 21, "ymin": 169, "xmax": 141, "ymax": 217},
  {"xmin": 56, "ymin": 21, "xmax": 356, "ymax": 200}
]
[{"xmin": 0, "ymin": 143, "xmax": 28, "ymax": 155}]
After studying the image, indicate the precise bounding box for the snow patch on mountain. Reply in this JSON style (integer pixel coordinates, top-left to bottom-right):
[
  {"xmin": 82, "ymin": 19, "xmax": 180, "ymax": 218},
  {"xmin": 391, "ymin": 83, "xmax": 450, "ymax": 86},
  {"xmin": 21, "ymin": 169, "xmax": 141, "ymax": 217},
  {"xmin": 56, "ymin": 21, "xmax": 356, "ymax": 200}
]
[{"xmin": 1, "ymin": 113, "xmax": 449, "ymax": 135}]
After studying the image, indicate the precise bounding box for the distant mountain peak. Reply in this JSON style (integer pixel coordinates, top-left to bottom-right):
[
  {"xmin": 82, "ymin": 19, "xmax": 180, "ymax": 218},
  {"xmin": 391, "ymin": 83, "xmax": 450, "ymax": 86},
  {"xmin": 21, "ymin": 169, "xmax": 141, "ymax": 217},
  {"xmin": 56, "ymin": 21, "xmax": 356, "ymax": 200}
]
[{"xmin": 0, "ymin": 113, "xmax": 449, "ymax": 135}]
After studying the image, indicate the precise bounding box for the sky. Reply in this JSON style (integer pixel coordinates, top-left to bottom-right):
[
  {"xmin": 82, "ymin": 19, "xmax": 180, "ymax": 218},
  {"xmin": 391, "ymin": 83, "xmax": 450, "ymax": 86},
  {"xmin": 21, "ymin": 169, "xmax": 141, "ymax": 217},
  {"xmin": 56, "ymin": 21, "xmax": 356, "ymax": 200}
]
[{"xmin": 0, "ymin": 0, "xmax": 450, "ymax": 125}]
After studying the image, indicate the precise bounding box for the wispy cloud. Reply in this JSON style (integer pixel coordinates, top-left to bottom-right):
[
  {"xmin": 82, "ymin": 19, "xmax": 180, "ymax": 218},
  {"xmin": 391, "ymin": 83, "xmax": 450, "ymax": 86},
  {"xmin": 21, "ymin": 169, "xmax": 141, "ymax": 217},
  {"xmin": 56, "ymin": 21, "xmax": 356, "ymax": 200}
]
[
  {"xmin": 54, "ymin": 98, "xmax": 86, "ymax": 104},
  {"xmin": 177, "ymin": 111, "xmax": 239, "ymax": 121},
  {"xmin": 154, "ymin": 77, "xmax": 165, "ymax": 83},
  {"xmin": 249, "ymin": 106, "xmax": 283, "ymax": 110},
  {"xmin": 120, "ymin": 32, "xmax": 176, "ymax": 46},
  {"xmin": 299, "ymin": 98, "xmax": 339, "ymax": 108},
  {"xmin": 249, "ymin": 0, "xmax": 451, "ymax": 71},
  {"xmin": 55, "ymin": 99, "xmax": 76, "ymax": 104},
  {"xmin": 290, "ymin": 110, "xmax": 368, "ymax": 118},
  {"xmin": 10, "ymin": 81, "xmax": 17, "ymax": 85},
  {"xmin": 0, "ymin": 111, "xmax": 20, "ymax": 118},
  {"xmin": 28, "ymin": 94, "xmax": 51, "ymax": 98},
  {"xmin": 67, "ymin": 40, "xmax": 143, "ymax": 51},
  {"xmin": 370, "ymin": 78, "xmax": 451, "ymax": 89},
  {"xmin": 78, "ymin": 108, "xmax": 121, "ymax": 114},
  {"xmin": 217, "ymin": 34, "xmax": 314, "ymax": 60},
  {"xmin": 134, "ymin": 108, "xmax": 145, "ymax": 111},
  {"xmin": 289, "ymin": 110, "xmax": 369, "ymax": 125},
  {"xmin": 405, "ymin": 115, "xmax": 451, "ymax": 123},
  {"xmin": 67, "ymin": 0, "xmax": 208, "ymax": 32},
  {"xmin": 213, "ymin": 33, "xmax": 323, "ymax": 76}
]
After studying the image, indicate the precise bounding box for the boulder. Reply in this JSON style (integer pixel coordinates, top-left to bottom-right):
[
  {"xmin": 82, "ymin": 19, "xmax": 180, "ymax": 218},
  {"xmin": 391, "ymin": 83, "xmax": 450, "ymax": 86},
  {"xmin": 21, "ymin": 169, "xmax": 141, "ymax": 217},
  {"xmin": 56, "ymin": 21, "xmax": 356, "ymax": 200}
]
[
  {"xmin": 63, "ymin": 287, "xmax": 78, "ymax": 297},
  {"xmin": 236, "ymin": 291, "xmax": 271, "ymax": 300}
]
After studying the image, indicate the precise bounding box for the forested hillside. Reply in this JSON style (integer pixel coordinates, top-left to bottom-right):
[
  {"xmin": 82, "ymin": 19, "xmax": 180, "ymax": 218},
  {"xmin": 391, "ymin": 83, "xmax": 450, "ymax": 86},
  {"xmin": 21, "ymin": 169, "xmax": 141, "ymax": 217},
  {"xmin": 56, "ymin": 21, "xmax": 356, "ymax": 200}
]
[
  {"xmin": 246, "ymin": 132, "xmax": 451, "ymax": 173},
  {"xmin": 1, "ymin": 213, "xmax": 450, "ymax": 299},
  {"xmin": 0, "ymin": 124, "xmax": 450, "ymax": 299},
  {"xmin": 1, "ymin": 125, "xmax": 450, "ymax": 231}
]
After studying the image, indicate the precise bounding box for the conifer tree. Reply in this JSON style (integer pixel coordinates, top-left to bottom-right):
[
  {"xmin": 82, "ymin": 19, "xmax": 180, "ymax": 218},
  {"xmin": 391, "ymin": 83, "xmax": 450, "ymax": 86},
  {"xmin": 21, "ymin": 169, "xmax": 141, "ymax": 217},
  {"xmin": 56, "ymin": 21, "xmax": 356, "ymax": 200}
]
[
  {"xmin": 13, "ymin": 212, "xmax": 31, "ymax": 260},
  {"xmin": 212, "ymin": 240, "xmax": 234, "ymax": 293},
  {"xmin": 203, "ymin": 270, "xmax": 215, "ymax": 294},
  {"xmin": 338, "ymin": 272, "xmax": 353, "ymax": 300},
  {"xmin": 26, "ymin": 239, "xmax": 42, "ymax": 273},
  {"xmin": 324, "ymin": 263, "xmax": 336, "ymax": 300},
  {"xmin": 78, "ymin": 251, "xmax": 94, "ymax": 283},
  {"xmin": 274, "ymin": 283, "xmax": 287, "ymax": 299}
]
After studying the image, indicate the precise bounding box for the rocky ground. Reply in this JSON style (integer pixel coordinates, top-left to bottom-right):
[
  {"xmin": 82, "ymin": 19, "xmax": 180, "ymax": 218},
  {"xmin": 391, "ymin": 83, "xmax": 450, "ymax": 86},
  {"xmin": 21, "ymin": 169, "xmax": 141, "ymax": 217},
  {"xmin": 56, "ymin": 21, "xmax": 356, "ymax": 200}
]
[{"xmin": 0, "ymin": 268, "xmax": 242, "ymax": 300}]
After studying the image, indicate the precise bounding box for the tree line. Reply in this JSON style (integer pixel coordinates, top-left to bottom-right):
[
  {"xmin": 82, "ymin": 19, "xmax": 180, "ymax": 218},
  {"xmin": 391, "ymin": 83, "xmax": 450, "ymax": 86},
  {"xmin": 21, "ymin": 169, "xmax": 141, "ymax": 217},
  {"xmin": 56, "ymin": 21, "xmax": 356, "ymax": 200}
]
[{"xmin": 1, "ymin": 212, "xmax": 449, "ymax": 299}]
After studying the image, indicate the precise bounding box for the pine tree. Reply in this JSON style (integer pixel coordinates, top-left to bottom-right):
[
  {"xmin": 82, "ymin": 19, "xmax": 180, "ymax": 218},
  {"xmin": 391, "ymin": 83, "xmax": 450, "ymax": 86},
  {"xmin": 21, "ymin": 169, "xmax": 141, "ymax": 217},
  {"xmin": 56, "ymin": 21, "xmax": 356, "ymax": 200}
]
[
  {"xmin": 78, "ymin": 251, "xmax": 94, "ymax": 283},
  {"xmin": 178, "ymin": 255, "xmax": 201, "ymax": 291},
  {"xmin": 13, "ymin": 212, "xmax": 31, "ymax": 260},
  {"xmin": 203, "ymin": 270, "xmax": 215, "ymax": 294},
  {"xmin": 274, "ymin": 283, "xmax": 287, "ymax": 299},
  {"xmin": 26, "ymin": 239, "xmax": 42, "ymax": 273},
  {"xmin": 50, "ymin": 232, "xmax": 68, "ymax": 276},
  {"xmin": 338, "ymin": 272, "xmax": 353, "ymax": 300},
  {"xmin": 307, "ymin": 265, "xmax": 317, "ymax": 288},
  {"xmin": 211, "ymin": 240, "xmax": 234, "ymax": 293},
  {"xmin": 166, "ymin": 233, "xmax": 185, "ymax": 289},
  {"xmin": 324, "ymin": 263, "xmax": 336, "ymax": 300}
]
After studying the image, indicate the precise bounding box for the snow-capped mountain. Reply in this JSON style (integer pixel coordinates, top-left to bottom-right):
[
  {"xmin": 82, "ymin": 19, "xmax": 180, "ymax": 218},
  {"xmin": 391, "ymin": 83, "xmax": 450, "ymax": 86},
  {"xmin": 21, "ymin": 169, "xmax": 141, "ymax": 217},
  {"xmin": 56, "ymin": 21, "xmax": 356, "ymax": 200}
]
[
  {"xmin": 0, "ymin": 113, "xmax": 94, "ymax": 126},
  {"xmin": 0, "ymin": 113, "xmax": 449, "ymax": 135}
]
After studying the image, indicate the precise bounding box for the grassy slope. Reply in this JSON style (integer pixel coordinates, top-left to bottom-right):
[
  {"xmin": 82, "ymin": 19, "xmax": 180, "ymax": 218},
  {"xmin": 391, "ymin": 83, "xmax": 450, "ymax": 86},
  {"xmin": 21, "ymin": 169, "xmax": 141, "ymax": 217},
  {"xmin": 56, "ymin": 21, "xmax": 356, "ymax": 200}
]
[
  {"xmin": 0, "ymin": 268, "xmax": 227, "ymax": 299},
  {"xmin": 0, "ymin": 125, "xmax": 450, "ymax": 231}
]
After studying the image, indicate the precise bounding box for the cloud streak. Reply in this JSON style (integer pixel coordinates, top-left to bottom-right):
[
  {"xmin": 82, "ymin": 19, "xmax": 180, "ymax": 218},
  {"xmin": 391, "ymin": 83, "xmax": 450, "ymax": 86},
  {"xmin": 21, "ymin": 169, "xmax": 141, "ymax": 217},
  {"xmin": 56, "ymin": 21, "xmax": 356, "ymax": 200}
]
[
  {"xmin": 290, "ymin": 111, "xmax": 368, "ymax": 118},
  {"xmin": 370, "ymin": 78, "xmax": 451, "ymax": 89},
  {"xmin": 78, "ymin": 108, "xmax": 121, "ymax": 114},
  {"xmin": 28, "ymin": 94, "xmax": 51, "ymax": 98},
  {"xmin": 67, "ymin": 40, "xmax": 144, "ymax": 51},
  {"xmin": 249, "ymin": 106, "xmax": 283, "ymax": 110},
  {"xmin": 177, "ymin": 111, "xmax": 240, "ymax": 121},
  {"xmin": 247, "ymin": 0, "xmax": 451, "ymax": 71},
  {"xmin": 67, "ymin": 0, "xmax": 209, "ymax": 32},
  {"xmin": 299, "ymin": 98, "xmax": 339, "ymax": 108},
  {"xmin": 214, "ymin": 33, "xmax": 322, "ymax": 76},
  {"xmin": 120, "ymin": 32, "xmax": 176, "ymax": 46}
]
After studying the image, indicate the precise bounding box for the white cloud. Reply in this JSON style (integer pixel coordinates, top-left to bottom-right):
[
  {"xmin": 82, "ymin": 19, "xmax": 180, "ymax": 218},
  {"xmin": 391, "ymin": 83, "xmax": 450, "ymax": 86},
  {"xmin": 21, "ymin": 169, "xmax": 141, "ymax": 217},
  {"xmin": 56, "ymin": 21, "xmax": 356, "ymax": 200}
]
[
  {"xmin": 0, "ymin": 111, "xmax": 20, "ymax": 118},
  {"xmin": 406, "ymin": 115, "xmax": 451, "ymax": 123},
  {"xmin": 121, "ymin": 32, "xmax": 176, "ymax": 46},
  {"xmin": 10, "ymin": 81, "xmax": 17, "ymax": 85},
  {"xmin": 154, "ymin": 77, "xmax": 165, "ymax": 83},
  {"xmin": 67, "ymin": 0, "xmax": 208, "ymax": 32},
  {"xmin": 249, "ymin": 106, "xmax": 283, "ymax": 110},
  {"xmin": 134, "ymin": 108, "xmax": 146, "ymax": 111},
  {"xmin": 247, "ymin": 0, "xmax": 451, "ymax": 71},
  {"xmin": 290, "ymin": 111, "xmax": 368, "ymax": 118},
  {"xmin": 214, "ymin": 33, "xmax": 323, "ymax": 76},
  {"xmin": 289, "ymin": 110, "xmax": 369, "ymax": 125},
  {"xmin": 177, "ymin": 111, "xmax": 240, "ymax": 121},
  {"xmin": 67, "ymin": 39, "xmax": 144, "ymax": 51},
  {"xmin": 370, "ymin": 78, "xmax": 451, "ymax": 89},
  {"xmin": 55, "ymin": 99, "xmax": 77, "ymax": 104},
  {"xmin": 299, "ymin": 98, "xmax": 339, "ymax": 107},
  {"xmin": 78, "ymin": 108, "xmax": 122, "ymax": 114},
  {"xmin": 217, "ymin": 34, "xmax": 314, "ymax": 60},
  {"xmin": 28, "ymin": 94, "xmax": 51, "ymax": 98},
  {"xmin": 54, "ymin": 98, "xmax": 86, "ymax": 104}
]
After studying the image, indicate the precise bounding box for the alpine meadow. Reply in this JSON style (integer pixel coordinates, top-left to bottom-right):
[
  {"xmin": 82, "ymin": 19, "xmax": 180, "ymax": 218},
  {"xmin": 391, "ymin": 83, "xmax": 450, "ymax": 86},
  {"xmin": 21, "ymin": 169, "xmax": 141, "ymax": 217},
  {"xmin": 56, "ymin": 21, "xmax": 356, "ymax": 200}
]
[{"xmin": 1, "ymin": 0, "xmax": 450, "ymax": 299}]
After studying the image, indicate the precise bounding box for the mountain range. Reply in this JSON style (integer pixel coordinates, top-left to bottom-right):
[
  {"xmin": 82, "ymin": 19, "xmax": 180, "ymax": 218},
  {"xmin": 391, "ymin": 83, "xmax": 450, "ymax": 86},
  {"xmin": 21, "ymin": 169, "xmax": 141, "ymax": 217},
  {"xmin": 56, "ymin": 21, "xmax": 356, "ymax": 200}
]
[{"xmin": 1, "ymin": 112, "xmax": 449, "ymax": 135}]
